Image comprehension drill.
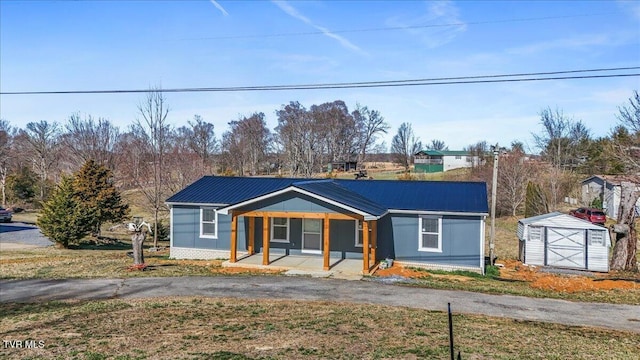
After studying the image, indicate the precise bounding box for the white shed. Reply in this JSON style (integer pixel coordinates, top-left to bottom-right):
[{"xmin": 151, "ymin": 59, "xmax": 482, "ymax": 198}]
[{"xmin": 517, "ymin": 212, "xmax": 611, "ymax": 272}]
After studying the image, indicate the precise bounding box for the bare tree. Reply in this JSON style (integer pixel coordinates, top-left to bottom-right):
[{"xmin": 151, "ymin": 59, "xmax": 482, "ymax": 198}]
[
  {"xmin": 311, "ymin": 100, "xmax": 357, "ymax": 167},
  {"xmin": 496, "ymin": 149, "xmax": 539, "ymax": 216},
  {"xmin": 532, "ymin": 107, "xmax": 591, "ymax": 169},
  {"xmin": 221, "ymin": 113, "xmax": 270, "ymax": 176},
  {"xmin": 609, "ymin": 90, "xmax": 640, "ymax": 271},
  {"xmin": 130, "ymin": 87, "xmax": 171, "ymax": 247},
  {"xmin": 352, "ymin": 104, "xmax": 389, "ymax": 166},
  {"xmin": 391, "ymin": 122, "xmax": 422, "ymax": 172},
  {"xmin": 0, "ymin": 120, "xmax": 14, "ymax": 206},
  {"xmin": 63, "ymin": 113, "xmax": 120, "ymax": 171},
  {"xmin": 275, "ymin": 101, "xmax": 318, "ymax": 177},
  {"xmin": 427, "ymin": 139, "xmax": 448, "ymax": 151},
  {"xmin": 185, "ymin": 115, "xmax": 218, "ymax": 175},
  {"xmin": 464, "ymin": 140, "xmax": 488, "ymax": 170},
  {"xmin": 21, "ymin": 120, "xmax": 60, "ymax": 201}
]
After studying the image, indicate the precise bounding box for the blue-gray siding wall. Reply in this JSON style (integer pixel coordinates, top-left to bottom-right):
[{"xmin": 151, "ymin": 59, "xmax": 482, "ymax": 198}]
[
  {"xmin": 236, "ymin": 192, "xmax": 348, "ymax": 214},
  {"xmin": 172, "ymin": 205, "xmax": 482, "ymax": 267},
  {"xmin": 172, "ymin": 205, "xmax": 246, "ymax": 251},
  {"xmin": 377, "ymin": 214, "xmax": 482, "ymax": 267},
  {"xmin": 172, "ymin": 205, "xmax": 362, "ymax": 257}
]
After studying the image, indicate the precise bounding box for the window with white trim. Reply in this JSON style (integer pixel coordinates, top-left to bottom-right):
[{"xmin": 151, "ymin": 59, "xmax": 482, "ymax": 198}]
[
  {"xmin": 355, "ymin": 220, "xmax": 363, "ymax": 247},
  {"xmin": 419, "ymin": 216, "xmax": 442, "ymax": 252},
  {"xmin": 589, "ymin": 230, "xmax": 605, "ymax": 246},
  {"xmin": 200, "ymin": 208, "xmax": 218, "ymax": 239},
  {"xmin": 271, "ymin": 217, "xmax": 290, "ymax": 243}
]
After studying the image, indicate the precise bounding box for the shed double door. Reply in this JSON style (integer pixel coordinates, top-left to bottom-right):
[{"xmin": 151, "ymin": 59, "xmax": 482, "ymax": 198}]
[{"xmin": 545, "ymin": 227, "xmax": 586, "ymax": 269}]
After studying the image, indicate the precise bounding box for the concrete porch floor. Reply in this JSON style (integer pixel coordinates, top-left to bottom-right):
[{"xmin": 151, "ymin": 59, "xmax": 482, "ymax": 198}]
[{"xmin": 222, "ymin": 253, "xmax": 368, "ymax": 280}]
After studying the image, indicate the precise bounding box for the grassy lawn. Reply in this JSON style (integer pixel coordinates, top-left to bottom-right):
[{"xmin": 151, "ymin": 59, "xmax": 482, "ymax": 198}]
[{"xmin": 1, "ymin": 297, "xmax": 638, "ymax": 360}]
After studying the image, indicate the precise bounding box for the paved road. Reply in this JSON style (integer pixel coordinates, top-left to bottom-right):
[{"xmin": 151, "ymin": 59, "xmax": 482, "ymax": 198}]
[
  {"xmin": 0, "ymin": 222, "xmax": 53, "ymax": 249},
  {"xmin": 1, "ymin": 276, "xmax": 639, "ymax": 333}
]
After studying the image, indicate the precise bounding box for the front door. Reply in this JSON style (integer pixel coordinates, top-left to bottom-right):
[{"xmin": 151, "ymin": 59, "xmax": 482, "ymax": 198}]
[{"xmin": 302, "ymin": 218, "xmax": 322, "ymax": 254}]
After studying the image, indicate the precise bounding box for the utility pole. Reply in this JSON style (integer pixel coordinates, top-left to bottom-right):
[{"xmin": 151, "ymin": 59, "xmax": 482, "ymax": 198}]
[{"xmin": 489, "ymin": 146, "xmax": 500, "ymax": 266}]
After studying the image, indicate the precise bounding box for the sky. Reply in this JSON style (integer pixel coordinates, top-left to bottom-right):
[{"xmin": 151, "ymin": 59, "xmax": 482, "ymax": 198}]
[{"xmin": 1, "ymin": 0, "xmax": 639, "ymax": 152}]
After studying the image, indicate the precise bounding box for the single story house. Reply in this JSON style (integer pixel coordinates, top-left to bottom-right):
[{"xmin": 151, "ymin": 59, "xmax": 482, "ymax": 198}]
[
  {"xmin": 166, "ymin": 176, "xmax": 489, "ymax": 274},
  {"xmin": 517, "ymin": 212, "xmax": 611, "ymax": 272},
  {"xmin": 581, "ymin": 175, "xmax": 640, "ymax": 219},
  {"xmin": 414, "ymin": 150, "xmax": 481, "ymax": 173}
]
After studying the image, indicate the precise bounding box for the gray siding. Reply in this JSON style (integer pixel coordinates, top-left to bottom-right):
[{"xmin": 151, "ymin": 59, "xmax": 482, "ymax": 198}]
[
  {"xmin": 377, "ymin": 214, "xmax": 482, "ymax": 268},
  {"xmin": 237, "ymin": 192, "xmax": 348, "ymax": 214},
  {"xmin": 172, "ymin": 205, "xmax": 246, "ymax": 251}
]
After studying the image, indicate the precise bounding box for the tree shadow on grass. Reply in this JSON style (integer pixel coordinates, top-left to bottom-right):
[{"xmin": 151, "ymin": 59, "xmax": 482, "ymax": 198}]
[{"xmin": 68, "ymin": 238, "xmax": 132, "ymax": 251}]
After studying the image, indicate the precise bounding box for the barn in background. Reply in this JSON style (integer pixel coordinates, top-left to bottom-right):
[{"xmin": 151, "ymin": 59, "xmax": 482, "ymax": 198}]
[{"xmin": 517, "ymin": 212, "xmax": 611, "ymax": 272}]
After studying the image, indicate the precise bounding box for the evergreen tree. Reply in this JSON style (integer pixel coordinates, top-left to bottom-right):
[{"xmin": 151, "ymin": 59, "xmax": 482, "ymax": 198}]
[
  {"xmin": 73, "ymin": 159, "xmax": 129, "ymax": 236},
  {"xmin": 524, "ymin": 182, "xmax": 549, "ymax": 218},
  {"xmin": 37, "ymin": 176, "xmax": 92, "ymax": 248}
]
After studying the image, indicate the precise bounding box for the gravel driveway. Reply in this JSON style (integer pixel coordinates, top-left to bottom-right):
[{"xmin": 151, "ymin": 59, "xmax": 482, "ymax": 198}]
[{"xmin": 0, "ymin": 222, "xmax": 53, "ymax": 249}]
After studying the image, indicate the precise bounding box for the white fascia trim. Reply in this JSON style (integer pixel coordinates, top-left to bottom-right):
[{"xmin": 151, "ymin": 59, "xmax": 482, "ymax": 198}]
[
  {"xmin": 166, "ymin": 202, "xmax": 229, "ymax": 207},
  {"xmin": 480, "ymin": 215, "xmax": 486, "ymax": 274},
  {"xmin": 388, "ymin": 209, "xmax": 488, "ymax": 217},
  {"xmin": 169, "ymin": 206, "xmax": 174, "ymax": 248},
  {"xmin": 217, "ymin": 186, "xmax": 380, "ymax": 220}
]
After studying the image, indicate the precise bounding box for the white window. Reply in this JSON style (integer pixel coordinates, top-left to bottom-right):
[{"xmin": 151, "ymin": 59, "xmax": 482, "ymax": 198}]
[
  {"xmin": 419, "ymin": 216, "xmax": 442, "ymax": 252},
  {"xmin": 270, "ymin": 217, "xmax": 290, "ymax": 243},
  {"xmin": 589, "ymin": 230, "xmax": 605, "ymax": 246},
  {"xmin": 200, "ymin": 208, "xmax": 218, "ymax": 239},
  {"xmin": 528, "ymin": 226, "xmax": 542, "ymax": 242},
  {"xmin": 355, "ymin": 220, "xmax": 363, "ymax": 247}
]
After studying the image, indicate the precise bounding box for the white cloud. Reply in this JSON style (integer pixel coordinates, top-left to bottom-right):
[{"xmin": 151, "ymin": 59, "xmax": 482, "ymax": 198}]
[
  {"xmin": 271, "ymin": 0, "xmax": 367, "ymax": 56},
  {"xmin": 385, "ymin": 0, "xmax": 466, "ymax": 48},
  {"xmin": 209, "ymin": 0, "xmax": 229, "ymax": 16}
]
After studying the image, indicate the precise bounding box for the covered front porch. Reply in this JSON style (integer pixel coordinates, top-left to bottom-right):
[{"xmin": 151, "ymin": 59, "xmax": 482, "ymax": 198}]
[
  {"xmin": 223, "ymin": 253, "xmax": 367, "ymax": 279},
  {"xmin": 227, "ymin": 211, "xmax": 378, "ymax": 274}
]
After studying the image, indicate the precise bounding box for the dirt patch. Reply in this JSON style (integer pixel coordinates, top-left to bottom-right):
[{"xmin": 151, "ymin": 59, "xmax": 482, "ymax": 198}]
[
  {"xmin": 498, "ymin": 259, "xmax": 638, "ymax": 293},
  {"xmin": 374, "ymin": 260, "xmax": 638, "ymax": 293},
  {"xmin": 374, "ymin": 264, "xmax": 431, "ymax": 279}
]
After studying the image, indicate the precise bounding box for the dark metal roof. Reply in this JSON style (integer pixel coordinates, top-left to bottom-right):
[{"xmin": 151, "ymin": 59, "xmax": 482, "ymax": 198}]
[
  {"xmin": 166, "ymin": 176, "xmax": 294, "ymax": 204},
  {"xmin": 293, "ymin": 181, "xmax": 387, "ymax": 216},
  {"xmin": 335, "ymin": 179, "xmax": 488, "ymax": 214},
  {"xmin": 166, "ymin": 176, "xmax": 488, "ymax": 214}
]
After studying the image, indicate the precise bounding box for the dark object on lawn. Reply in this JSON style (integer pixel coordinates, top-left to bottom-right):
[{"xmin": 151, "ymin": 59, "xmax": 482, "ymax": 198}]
[
  {"xmin": 448, "ymin": 302, "xmax": 462, "ymax": 360},
  {"xmin": 354, "ymin": 170, "xmax": 368, "ymax": 179}
]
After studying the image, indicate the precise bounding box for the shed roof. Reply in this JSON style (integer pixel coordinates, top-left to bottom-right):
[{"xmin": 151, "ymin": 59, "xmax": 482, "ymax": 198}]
[
  {"xmin": 166, "ymin": 176, "xmax": 488, "ymax": 215},
  {"xmin": 518, "ymin": 212, "xmax": 607, "ymax": 230},
  {"xmin": 582, "ymin": 174, "xmax": 640, "ymax": 186}
]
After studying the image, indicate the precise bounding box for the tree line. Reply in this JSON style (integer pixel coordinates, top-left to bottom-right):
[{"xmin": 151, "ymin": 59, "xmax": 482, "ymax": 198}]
[{"xmin": 0, "ymin": 89, "xmax": 638, "ymax": 269}]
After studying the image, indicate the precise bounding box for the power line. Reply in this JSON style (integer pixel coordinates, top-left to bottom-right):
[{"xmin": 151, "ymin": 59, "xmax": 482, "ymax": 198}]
[
  {"xmin": 175, "ymin": 13, "xmax": 615, "ymax": 41},
  {"xmin": 1, "ymin": 67, "xmax": 638, "ymax": 95}
]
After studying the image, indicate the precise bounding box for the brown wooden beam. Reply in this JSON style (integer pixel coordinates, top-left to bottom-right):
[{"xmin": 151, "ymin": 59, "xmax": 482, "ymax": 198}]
[
  {"xmin": 323, "ymin": 214, "xmax": 330, "ymax": 271},
  {"xmin": 248, "ymin": 217, "xmax": 255, "ymax": 255},
  {"xmin": 362, "ymin": 220, "xmax": 370, "ymax": 272},
  {"xmin": 371, "ymin": 220, "xmax": 377, "ymax": 264},
  {"xmin": 230, "ymin": 212, "xmax": 238, "ymax": 263},
  {"xmin": 237, "ymin": 210, "xmax": 363, "ymax": 221},
  {"xmin": 262, "ymin": 215, "xmax": 269, "ymax": 265}
]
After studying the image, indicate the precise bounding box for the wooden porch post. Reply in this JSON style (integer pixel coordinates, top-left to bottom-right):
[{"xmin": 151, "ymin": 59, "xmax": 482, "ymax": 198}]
[
  {"xmin": 362, "ymin": 220, "xmax": 370, "ymax": 272},
  {"xmin": 248, "ymin": 217, "xmax": 255, "ymax": 255},
  {"xmin": 230, "ymin": 212, "xmax": 237, "ymax": 263},
  {"xmin": 262, "ymin": 215, "xmax": 269, "ymax": 265},
  {"xmin": 371, "ymin": 220, "xmax": 377, "ymax": 264},
  {"xmin": 323, "ymin": 213, "xmax": 330, "ymax": 270}
]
